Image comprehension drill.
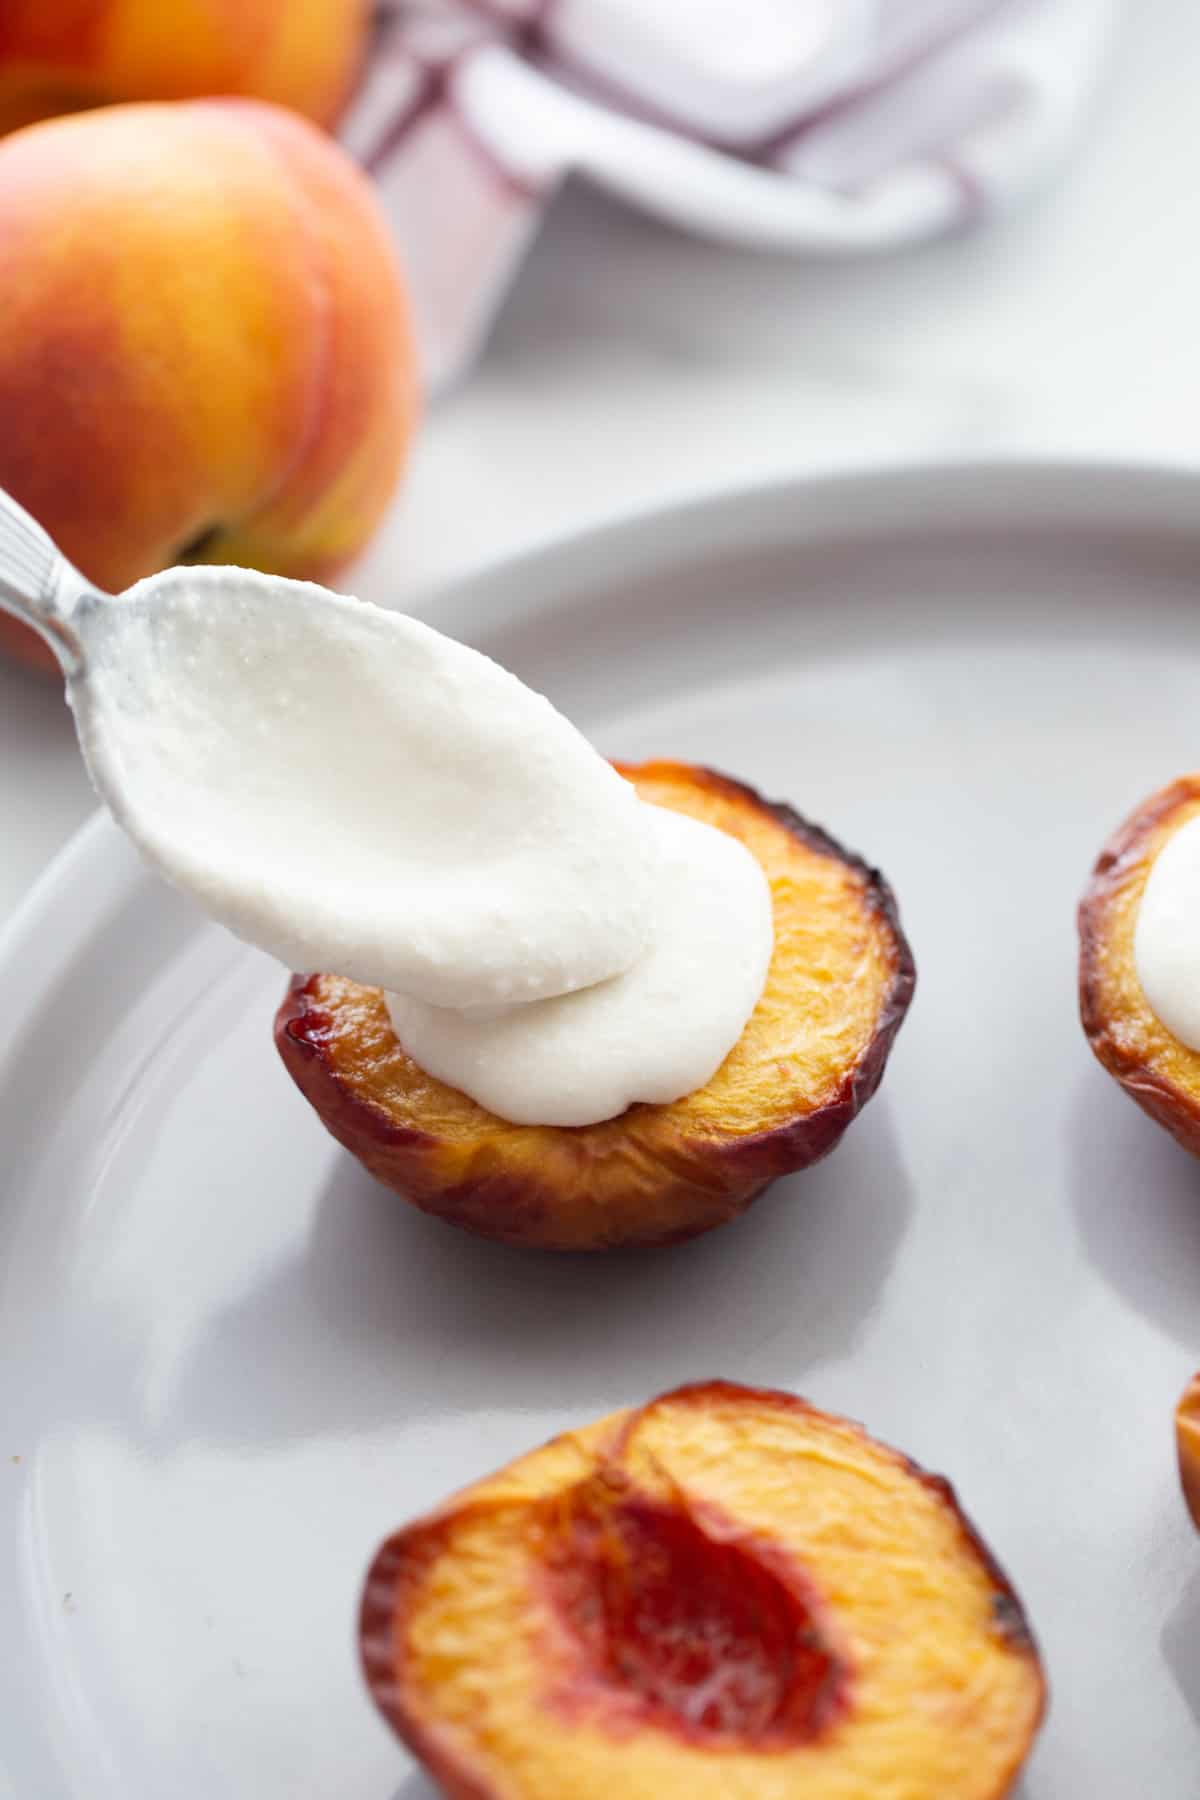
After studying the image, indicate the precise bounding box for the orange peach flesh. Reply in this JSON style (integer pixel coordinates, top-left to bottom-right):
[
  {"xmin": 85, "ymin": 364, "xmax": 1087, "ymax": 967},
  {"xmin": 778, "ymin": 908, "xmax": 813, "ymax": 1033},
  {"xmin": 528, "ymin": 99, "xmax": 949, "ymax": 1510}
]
[
  {"xmin": 1079, "ymin": 775, "xmax": 1200, "ymax": 1155},
  {"xmin": 0, "ymin": 97, "xmax": 417, "ymax": 671},
  {"xmin": 276, "ymin": 762, "xmax": 915, "ymax": 1249},
  {"xmin": 362, "ymin": 1382, "xmax": 1045, "ymax": 1800}
]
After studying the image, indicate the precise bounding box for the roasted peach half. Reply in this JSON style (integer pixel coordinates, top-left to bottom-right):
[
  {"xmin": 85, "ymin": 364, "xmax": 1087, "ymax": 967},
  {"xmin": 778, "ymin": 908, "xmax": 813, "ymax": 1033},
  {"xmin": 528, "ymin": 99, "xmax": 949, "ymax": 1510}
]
[
  {"xmin": 276, "ymin": 761, "xmax": 914, "ymax": 1250},
  {"xmin": 361, "ymin": 1381, "xmax": 1046, "ymax": 1798},
  {"xmin": 1079, "ymin": 775, "xmax": 1200, "ymax": 1155},
  {"xmin": 1176, "ymin": 1372, "xmax": 1200, "ymax": 1533}
]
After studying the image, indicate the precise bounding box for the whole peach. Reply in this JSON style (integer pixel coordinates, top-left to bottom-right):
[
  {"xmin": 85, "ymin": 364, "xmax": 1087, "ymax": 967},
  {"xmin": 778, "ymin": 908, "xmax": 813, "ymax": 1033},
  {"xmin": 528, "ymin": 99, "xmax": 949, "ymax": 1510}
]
[
  {"xmin": 0, "ymin": 0, "xmax": 367, "ymax": 137},
  {"xmin": 0, "ymin": 99, "xmax": 418, "ymax": 670}
]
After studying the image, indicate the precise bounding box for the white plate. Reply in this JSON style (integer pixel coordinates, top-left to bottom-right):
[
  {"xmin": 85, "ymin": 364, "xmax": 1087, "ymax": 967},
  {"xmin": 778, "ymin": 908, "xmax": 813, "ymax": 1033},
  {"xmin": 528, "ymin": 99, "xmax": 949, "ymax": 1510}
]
[{"xmin": 4, "ymin": 461, "xmax": 1200, "ymax": 1799}]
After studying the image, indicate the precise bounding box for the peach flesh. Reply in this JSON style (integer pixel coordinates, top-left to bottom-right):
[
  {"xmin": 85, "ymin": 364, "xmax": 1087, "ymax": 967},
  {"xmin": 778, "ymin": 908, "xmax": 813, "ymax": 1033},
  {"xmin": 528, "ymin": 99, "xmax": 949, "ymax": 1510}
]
[
  {"xmin": 361, "ymin": 1383, "xmax": 1047, "ymax": 1800},
  {"xmin": 541, "ymin": 1485, "xmax": 847, "ymax": 1746}
]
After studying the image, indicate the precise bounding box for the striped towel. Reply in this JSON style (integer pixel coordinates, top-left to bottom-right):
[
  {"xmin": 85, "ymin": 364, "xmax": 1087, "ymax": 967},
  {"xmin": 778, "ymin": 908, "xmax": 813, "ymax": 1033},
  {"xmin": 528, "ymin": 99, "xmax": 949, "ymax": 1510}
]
[{"xmin": 340, "ymin": 0, "xmax": 1115, "ymax": 391}]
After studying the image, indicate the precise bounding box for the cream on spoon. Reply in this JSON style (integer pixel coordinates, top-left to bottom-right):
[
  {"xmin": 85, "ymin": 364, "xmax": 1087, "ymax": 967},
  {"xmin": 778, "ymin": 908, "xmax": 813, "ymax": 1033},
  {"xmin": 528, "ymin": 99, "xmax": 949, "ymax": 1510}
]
[
  {"xmin": 68, "ymin": 566, "xmax": 667, "ymax": 1011},
  {"xmin": 0, "ymin": 489, "xmax": 772, "ymax": 1126}
]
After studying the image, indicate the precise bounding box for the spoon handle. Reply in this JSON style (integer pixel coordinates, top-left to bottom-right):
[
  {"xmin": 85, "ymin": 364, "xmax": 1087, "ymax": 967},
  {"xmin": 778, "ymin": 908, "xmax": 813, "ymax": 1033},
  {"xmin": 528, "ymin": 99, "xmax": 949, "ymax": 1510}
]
[{"xmin": 0, "ymin": 489, "xmax": 95, "ymax": 675}]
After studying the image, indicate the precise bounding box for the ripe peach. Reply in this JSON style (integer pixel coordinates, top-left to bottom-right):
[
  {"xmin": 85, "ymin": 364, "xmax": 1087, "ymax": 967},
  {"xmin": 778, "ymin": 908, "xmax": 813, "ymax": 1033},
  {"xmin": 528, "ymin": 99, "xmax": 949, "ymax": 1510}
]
[
  {"xmin": 0, "ymin": 97, "xmax": 417, "ymax": 671},
  {"xmin": 0, "ymin": 0, "xmax": 367, "ymax": 137},
  {"xmin": 276, "ymin": 762, "xmax": 915, "ymax": 1250},
  {"xmin": 1078, "ymin": 775, "xmax": 1200, "ymax": 1155},
  {"xmin": 361, "ymin": 1381, "xmax": 1046, "ymax": 1798}
]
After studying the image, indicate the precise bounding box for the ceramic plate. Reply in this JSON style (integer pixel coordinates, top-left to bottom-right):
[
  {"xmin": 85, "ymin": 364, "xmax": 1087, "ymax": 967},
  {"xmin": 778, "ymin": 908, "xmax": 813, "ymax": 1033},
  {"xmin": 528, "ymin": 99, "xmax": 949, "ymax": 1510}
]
[{"xmin": 4, "ymin": 462, "xmax": 1200, "ymax": 1799}]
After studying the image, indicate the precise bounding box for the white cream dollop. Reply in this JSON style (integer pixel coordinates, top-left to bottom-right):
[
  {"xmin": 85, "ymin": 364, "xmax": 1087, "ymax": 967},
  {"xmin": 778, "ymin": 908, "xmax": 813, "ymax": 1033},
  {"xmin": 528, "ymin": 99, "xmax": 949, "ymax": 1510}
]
[
  {"xmin": 386, "ymin": 804, "xmax": 773, "ymax": 1126},
  {"xmin": 1134, "ymin": 815, "xmax": 1200, "ymax": 1048},
  {"xmin": 70, "ymin": 565, "xmax": 773, "ymax": 1127}
]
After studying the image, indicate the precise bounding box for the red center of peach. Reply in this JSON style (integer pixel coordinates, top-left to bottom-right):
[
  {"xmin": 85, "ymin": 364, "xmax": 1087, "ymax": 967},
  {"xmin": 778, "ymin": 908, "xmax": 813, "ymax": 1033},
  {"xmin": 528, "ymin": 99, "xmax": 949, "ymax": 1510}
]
[{"xmin": 543, "ymin": 1483, "xmax": 848, "ymax": 1747}]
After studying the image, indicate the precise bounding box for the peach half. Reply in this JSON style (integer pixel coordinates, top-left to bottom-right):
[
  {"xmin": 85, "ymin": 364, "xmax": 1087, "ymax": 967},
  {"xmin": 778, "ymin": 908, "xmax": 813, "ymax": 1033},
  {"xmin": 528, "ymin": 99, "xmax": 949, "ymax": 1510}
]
[
  {"xmin": 361, "ymin": 1381, "xmax": 1046, "ymax": 1799},
  {"xmin": 1078, "ymin": 775, "xmax": 1200, "ymax": 1156},
  {"xmin": 276, "ymin": 761, "xmax": 915, "ymax": 1250}
]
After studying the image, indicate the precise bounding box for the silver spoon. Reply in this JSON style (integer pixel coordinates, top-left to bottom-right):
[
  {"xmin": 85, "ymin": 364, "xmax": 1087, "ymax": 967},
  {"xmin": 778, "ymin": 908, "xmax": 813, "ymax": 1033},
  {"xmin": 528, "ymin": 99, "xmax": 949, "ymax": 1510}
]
[{"xmin": 0, "ymin": 486, "xmax": 98, "ymax": 676}]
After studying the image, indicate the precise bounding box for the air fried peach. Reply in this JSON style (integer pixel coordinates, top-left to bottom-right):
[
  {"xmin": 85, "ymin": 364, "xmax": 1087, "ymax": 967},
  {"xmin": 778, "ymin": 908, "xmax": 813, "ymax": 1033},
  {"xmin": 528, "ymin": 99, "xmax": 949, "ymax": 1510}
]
[
  {"xmin": 276, "ymin": 762, "xmax": 915, "ymax": 1250},
  {"xmin": 1079, "ymin": 775, "xmax": 1200, "ymax": 1155},
  {"xmin": 0, "ymin": 0, "xmax": 367, "ymax": 137},
  {"xmin": 361, "ymin": 1381, "xmax": 1046, "ymax": 1798}
]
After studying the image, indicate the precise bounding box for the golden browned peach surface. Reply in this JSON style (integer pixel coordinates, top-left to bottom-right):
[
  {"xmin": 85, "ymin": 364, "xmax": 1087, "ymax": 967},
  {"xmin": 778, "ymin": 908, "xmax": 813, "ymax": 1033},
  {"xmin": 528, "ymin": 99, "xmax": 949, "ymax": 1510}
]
[
  {"xmin": 1079, "ymin": 774, "xmax": 1200, "ymax": 1155},
  {"xmin": 276, "ymin": 762, "xmax": 914, "ymax": 1249},
  {"xmin": 361, "ymin": 1382, "xmax": 1045, "ymax": 1800}
]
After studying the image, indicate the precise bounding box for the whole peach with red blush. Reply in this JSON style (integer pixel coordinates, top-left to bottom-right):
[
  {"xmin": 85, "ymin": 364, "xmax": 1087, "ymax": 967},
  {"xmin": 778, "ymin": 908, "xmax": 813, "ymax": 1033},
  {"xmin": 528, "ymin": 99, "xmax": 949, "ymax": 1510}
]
[
  {"xmin": 0, "ymin": 0, "xmax": 367, "ymax": 137},
  {"xmin": 0, "ymin": 97, "xmax": 417, "ymax": 671}
]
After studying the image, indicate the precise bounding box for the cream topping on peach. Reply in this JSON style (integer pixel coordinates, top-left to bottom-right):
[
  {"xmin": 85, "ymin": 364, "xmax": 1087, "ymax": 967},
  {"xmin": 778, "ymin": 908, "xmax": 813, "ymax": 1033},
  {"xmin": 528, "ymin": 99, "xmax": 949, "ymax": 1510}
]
[
  {"xmin": 1135, "ymin": 814, "xmax": 1200, "ymax": 1048},
  {"xmin": 72, "ymin": 565, "xmax": 773, "ymax": 1125},
  {"xmin": 385, "ymin": 803, "xmax": 773, "ymax": 1127}
]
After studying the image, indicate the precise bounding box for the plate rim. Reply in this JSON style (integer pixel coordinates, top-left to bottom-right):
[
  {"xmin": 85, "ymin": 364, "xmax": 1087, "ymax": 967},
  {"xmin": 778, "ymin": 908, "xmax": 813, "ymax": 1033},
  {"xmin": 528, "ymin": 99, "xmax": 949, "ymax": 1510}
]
[{"xmin": 403, "ymin": 450, "xmax": 1200, "ymax": 624}]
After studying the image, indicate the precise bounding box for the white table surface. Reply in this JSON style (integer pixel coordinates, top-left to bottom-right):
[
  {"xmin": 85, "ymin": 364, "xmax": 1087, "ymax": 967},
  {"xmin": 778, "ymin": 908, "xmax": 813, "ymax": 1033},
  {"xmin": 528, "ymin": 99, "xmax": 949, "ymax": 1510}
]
[{"xmin": 1, "ymin": 0, "xmax": 1194, "ymax": 928}]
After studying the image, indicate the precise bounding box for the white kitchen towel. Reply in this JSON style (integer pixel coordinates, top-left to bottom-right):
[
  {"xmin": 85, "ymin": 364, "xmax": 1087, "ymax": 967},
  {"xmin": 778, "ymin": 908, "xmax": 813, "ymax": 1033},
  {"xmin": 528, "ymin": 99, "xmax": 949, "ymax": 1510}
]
[{"xmin": 340, "ymin": 0, "xmax": 1116, "ymax": 392}]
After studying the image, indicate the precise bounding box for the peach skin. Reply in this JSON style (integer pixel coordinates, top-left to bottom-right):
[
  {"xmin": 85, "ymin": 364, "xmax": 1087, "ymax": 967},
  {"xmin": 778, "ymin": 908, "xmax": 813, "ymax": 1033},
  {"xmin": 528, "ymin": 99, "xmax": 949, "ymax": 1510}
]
[
  {"xmin": 0, "ymin": 0, "xmax": 367, "ymax": 137},
  {"xmin": 277, "ymin": 762, "xmax": 915, "ymax": 1250},
  {"xmin": 361, "ymin": 1381, "xmax": 1046, "ymax": 1799},
  {"xmin": 0, "ymin": 98, "xmax": 417, "ymax": 671}
]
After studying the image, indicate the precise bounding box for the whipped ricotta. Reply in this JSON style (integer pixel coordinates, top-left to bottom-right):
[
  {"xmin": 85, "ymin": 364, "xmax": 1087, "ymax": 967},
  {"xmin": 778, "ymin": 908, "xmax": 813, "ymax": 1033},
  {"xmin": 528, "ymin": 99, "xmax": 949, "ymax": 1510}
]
[
  {"xmin": 386, "ymin": 803, "xmax": 773, "ymax": 1126},
  {"xmin": 1135, "ymin": 815, "xmax": 1200, "ymax": 1048},
  {"xmin": 70, "ymin": 566, "xmax": 773, "ymax": 1126}
]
